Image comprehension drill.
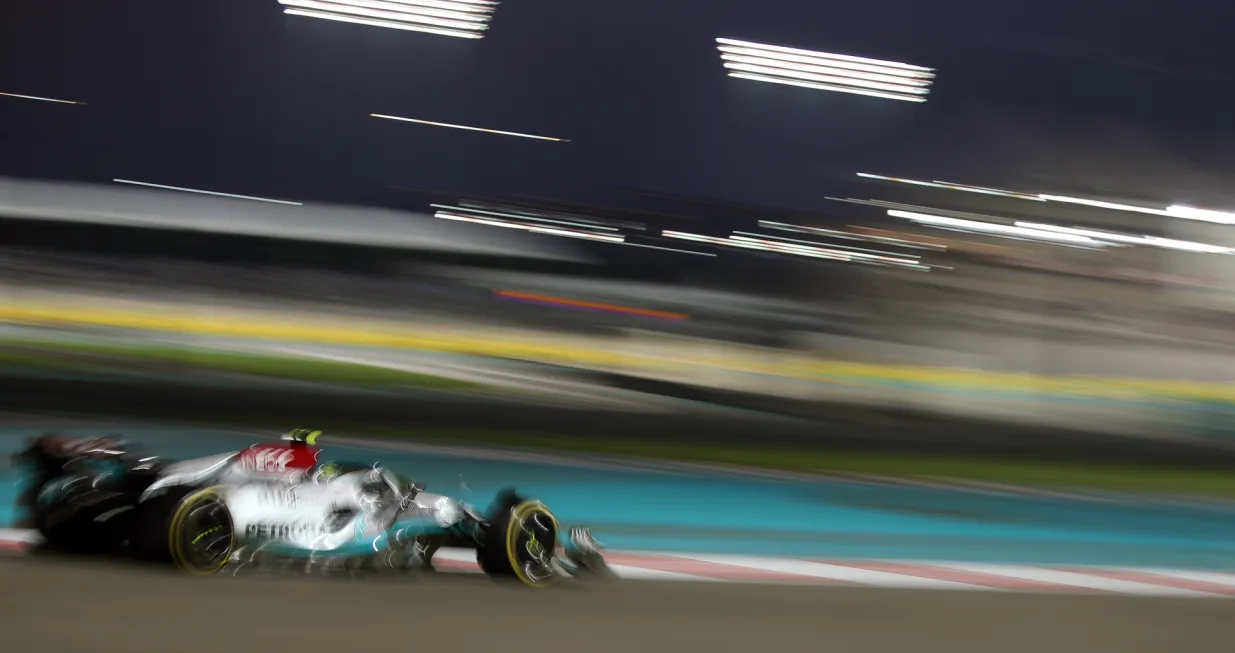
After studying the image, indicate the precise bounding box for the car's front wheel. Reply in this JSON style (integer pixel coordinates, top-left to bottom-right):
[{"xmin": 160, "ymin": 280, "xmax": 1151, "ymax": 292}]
[{"xmin": 476, "ymin": 492, "xmax": 561, "ymax": 588}]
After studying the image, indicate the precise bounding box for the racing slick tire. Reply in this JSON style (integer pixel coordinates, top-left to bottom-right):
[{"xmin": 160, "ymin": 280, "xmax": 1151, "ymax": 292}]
[
  {"xmin": 30, "ymin": 478, "xmax": 132, "ymax": 555},
  {"xmin": 131, "ymin": 485, "xmax": 236, "ymax": 576},
  {"xmin": 477, "ymin": 491, "xmax": 561, "ymax": 588}
]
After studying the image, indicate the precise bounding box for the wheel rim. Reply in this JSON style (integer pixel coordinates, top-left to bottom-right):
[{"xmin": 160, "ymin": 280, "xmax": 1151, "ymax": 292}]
[
  {"xmin": 175, "ymin": 495, "xmax": 233, "ymax": 573},
  {"xmin": 506, "ymin": 503, "xmax": 559, "ymax": 586}
]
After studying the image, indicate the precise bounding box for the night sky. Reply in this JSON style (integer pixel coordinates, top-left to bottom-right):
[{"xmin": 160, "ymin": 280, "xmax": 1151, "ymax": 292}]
[{"xmin": 4, "ymin": 1, "xmax": 1235, "ymax": 216}]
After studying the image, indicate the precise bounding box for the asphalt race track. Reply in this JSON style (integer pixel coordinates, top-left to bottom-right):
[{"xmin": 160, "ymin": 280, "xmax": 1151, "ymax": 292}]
[
  {"xmin": 4, "ymin": 419, "xmax": 1235, "ymax": 652},
  {"xmin": 3, "ymin": 556, "xmax": 1233, "ymax": 653}
]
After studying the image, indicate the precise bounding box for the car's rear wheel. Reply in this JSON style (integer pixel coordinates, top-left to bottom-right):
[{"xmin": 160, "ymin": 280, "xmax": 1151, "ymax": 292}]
[
  {"xmin": 133, "ymin": 486, "xmax": 235, "ymax": 575},
  {"xmin": 32, "ymin": 474, "xmax": 131, "ymax": 555}
]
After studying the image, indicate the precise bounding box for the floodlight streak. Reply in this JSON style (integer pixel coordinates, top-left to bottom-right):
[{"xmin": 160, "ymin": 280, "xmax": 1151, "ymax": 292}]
[
  {"xmin": 0, "ymin": 92, "xmax": 85, "ymax": 105},
  {"xmin": 281, "ymin": 0, "xmax": 485, "ymax": 31},
  {"xmin": 528, "ymin": 226, "xmax": 624, "ymax": 243},
  {"xmin": 1167, "ymin": 205, "xmax": 1235, "ymax": 225},
  {"xmin": 724, "ymin": 62, "xmax": 929, "ymax": 95},
  {"xmin": 372, "ymin": 114, "xmax": 568, "ymax": 141},
  {"xmin": 717, "ymin": 38, "xmax": 934, "ymax": 102},
  {"xmin": 429, "ymin": 204, "xmax": 616, "ymax": 230},
  {"xmin": 1037, "ymin": 194, "xmax": 1174, "ymax": 217},
  {"xmin": 732, "ymin": 231, "xmax": 920, "ymax": 259},
  {"xmin": 112, "ymin": 180, "xmax": 302, "ymax": 205},
  {"xmin": 380, "ymin": 0, "xmax": 498, "ymax": 8},
  {"xmin": 718, "ymin": 49, "xmax": 932, "ymax": 82},
  {"xmin": 663, "ymin": 230, "xmax": 852, "ymax": 262},
  {"xmin": 717, "ymin": 38, "xmax": 933, "ymax": 72},
  {"xmin": 729, "ymin": 235, "xmax": 912, "ymax": 264},
  {"xmin": 283, "ymin": 8, "xmax": 483, "ymax": 38},
  {"xmin": 434, "ymin": 212, "xmax": 623, "ymax": 242},
  {"xmin": 721, "ymin": 53, "xmax": 931, "ymax": 88},
  {"xmin": 433, "ymin": 212, "xmax": 527, "ymax": 229},
  {"xmin": 727, "ymin": 73, "xmax": 927, "ymax": 102},
  {"xmin": 457, "ymin": 200, "xmax": 636, "ymax": 229},
  {"xmin": 856, "ymin": 173, "xmax": 1044, "ymax": 201},
  {"xmin": 619, "ymin": 242, "xmax": 717, "ymax": 256},
  {"xmin": 323, "ymin": 0, "xmax": 491, "ymax": 21},
  {"xmin": 889, "ymin": 210, "xmax": 1101, "ymax": 245},
  {"xmin": 1015, "ymin": 222, "xmax": 1235, "ymax": 254}
]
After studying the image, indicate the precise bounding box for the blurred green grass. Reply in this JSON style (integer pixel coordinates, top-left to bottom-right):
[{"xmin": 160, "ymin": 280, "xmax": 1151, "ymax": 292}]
[
  {"xmin": 2, "ymin": 335, "xmax": 1231, "ymax": 497},
  {"xmin": 370, "ymin": 429, "xmax": 1235, "ymax": 497},
  {"xmin": 0, "ymin": 338, "xmax": 478, "ymax": 390}
]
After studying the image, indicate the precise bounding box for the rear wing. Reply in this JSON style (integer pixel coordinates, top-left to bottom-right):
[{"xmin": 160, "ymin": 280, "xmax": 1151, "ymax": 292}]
[{"xmin": 13, "ymin": 434, "xmax": 131, "ymax": 466}]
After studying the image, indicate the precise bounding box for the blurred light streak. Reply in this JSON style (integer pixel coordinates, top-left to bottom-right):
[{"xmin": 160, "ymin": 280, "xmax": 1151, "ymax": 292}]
[
  {"xmin": 429, "ymin": 204, "xmax": 616, "ymax": 231},
  {"xmin": 759, "ymin": 220, "xmax": 945, "ymax": 251},
  {"xmin": 846, "ymin": 225, "xmax": 945, "ymax": 246},
  {"xmin": 663, "ymin": 229, "xmax": 842, "ymax": 258},
  {"xmin": 618, "ymin": 242, "xmax": 716, "ymax": 256},
  {"xmin": 871, "ymin": 200, "xmax": 1231, "ymax": 254},
  {"xmin": 724, "ymin": 62, "xmax": 929, "ymax": 96},
  {"xmin": 717, "ymin": 38, "xmax": 934, "ymax": 103},
  {"xmin": 829, "ymin": 196, "xmax": 1032, "ymax": 225},
  {"xmin": 718, "ymin": 38, "xmax": 932, "ymax": 71},
  {"xmin": 727, "ymin": 72, "xmax": 928, "ymax": 102},
  {"xmin": 732, "ymin": 230, "xmax": 920, "ymax": 260},
  {"xmin": 856, "ymin": 173, "xmax": 1043, "ymax": 201},
  {"xmin": 1044, "ymin": 196, "xmax": 1235, "ymax": 226},
  {"xmin": 304, "ymin": 0, "xmax": 492, "ymax": 23},
  {"xmin": 526, "ymin": 226, "xmax": 622, "ymax": 243},
  {"xmin": 857, "ymin": 171, "xmax": 1235, "ymax": 228},
  {"xmin": 1037, "ymin": 194, "xmax": 1176, "ymax": 217},
  {"xmin": 860, "ymin": 200, "xmax": 1222, "ymax": 256},
  {"xmin": 282, "ymin": 0, "xmax": 484, "ymax": 30},
  {"xmin": 111, "ymin": 180, "xmax": 303, "ymax": 205},
  {"xmin": 888, "ymin": 210, "xmax": 1108, "ymax": 246},
  {"xmin": 729, "ymin": 235, "xmax": 918, "ymax": 266},
  {"xmin": 433, "ymin": 211, "xmax": 625, "ymax": 242},
  {"xmin": 1014, "ymin": 222, "xmax": 1235, "ymax": 254},
  {"xmin": 0, "ymin": 92, "xmax": 86, "ymax": 105},
  {"xmin": 371, "ymin": 114, "xmax": 568, "ymax": 141},
  {"xmin": 834, "ymin": 197, "xmax": 1099, "ymax": 243},
  {"xmin": 726, "ymin": 234, "xmax": 852, "ymax": 259},
  {"xmin": 284, "ymin": 9, "xmax": 484, "ymax": 37},
  {"xmin": 849, "ymin": 225, "xmax": 1016, "ymax": 255},
  {"xmin": 432, "ymin": 211, "xmax": 525, "ymax": 229},
  {"xmin": 1167, "ymin": 205, "xmax": 1235, "ymax": 225},
  {"xmin": 457, "ymin": 200, "xmax": 644, "ymax": 230},
  {"xmin": 493, "ymin": 290, "xmax": 689, "ymax": 321},
  {"xmin": 280, "ymin": 0, "xmax": 497, "ymax": 38},
  {"xmin": 663, "ymin": 229, "xmax": 931, "ymax": 269},
  {"xmin": 721, "ymin": 54, "xmax": 931, "ymax": 87},
  {"xmin": 432, "ymin": 203, "xmax": 705, "ymax": 256}
]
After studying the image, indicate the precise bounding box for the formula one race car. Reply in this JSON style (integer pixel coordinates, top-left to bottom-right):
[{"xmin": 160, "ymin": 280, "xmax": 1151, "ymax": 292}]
[{"xmin": 11, "ymin": 429, "xmax": 610, "ymax": 586}]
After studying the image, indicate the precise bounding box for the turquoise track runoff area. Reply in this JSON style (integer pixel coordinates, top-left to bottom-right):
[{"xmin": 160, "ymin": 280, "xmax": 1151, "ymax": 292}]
[{"xmin": 2, "ymin": 423, "xmax": 1234, "ymax": 570}]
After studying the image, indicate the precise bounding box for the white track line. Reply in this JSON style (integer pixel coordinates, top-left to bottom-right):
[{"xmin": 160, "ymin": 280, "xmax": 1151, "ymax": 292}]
[
  {"xmin": 676, "ymin": 553, "xmax": 991, "ymax": 591},
  {"xmin": 419, "ymin": 546, "xmax": 722, "ymax": 582},
  {"xmin": 942, "ymin": 562, "xmax": 1211, "ymax": 597},
  {"xmin": 3, "ymin": 531, "xmax": 1234, "ymax": 596}
]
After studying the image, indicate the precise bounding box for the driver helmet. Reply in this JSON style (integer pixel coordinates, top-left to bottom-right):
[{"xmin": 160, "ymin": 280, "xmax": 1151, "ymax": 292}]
[
  {"xmin": 282, "ymin": 428, "xmax": 322, "ymax": 446},
  {"xmin": 312, "ymin": 462, "xmax": 344, "ymax": 484}
]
